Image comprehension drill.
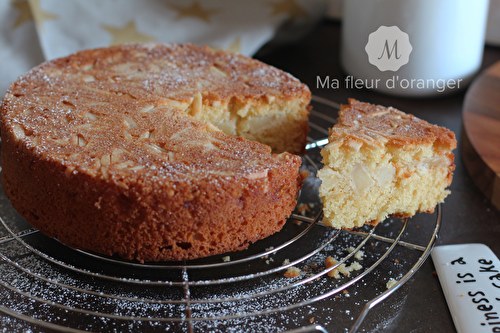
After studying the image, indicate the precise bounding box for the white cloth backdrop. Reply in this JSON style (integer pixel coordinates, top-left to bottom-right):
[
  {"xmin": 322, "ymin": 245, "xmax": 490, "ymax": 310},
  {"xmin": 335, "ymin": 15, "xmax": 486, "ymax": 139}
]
[{"xmin": 0, "ymin": 0, "xmax": 344, "ymax": 97}]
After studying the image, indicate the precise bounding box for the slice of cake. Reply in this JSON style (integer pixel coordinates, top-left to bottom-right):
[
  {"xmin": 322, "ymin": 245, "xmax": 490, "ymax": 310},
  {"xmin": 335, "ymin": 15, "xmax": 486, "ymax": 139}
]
[
  {"xmin": 317, "ymin": 99, "xmax": 456, "ymax": 229},
  {"xmin": 0, "ymin": 43, "xmax": 310, "ymax": 262}
]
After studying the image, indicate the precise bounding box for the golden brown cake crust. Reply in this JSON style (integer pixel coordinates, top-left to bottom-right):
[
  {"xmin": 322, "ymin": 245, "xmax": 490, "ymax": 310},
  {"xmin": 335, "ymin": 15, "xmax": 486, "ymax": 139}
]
[
  {"xmin": 340, "ymin": 99, "xmax": 457, "ymax": 149},
  {"xmin": 0, "ymin": 43, "xmax": 308, "ymax": 262}
]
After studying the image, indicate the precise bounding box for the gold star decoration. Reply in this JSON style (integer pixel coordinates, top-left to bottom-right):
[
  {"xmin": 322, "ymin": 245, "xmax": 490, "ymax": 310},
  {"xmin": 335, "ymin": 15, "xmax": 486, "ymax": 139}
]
[
  {"xmin": 11, "ymin": 0, "xmax": 33, "ymax": 29},
  {"xmin": 226, "ymin": 38, "xmax": 241, "ymax": 54},
  {"xmin": 268, "ymin": 0, "xmax": 308, "ymax": 20},
  {"xmin": 169, "ymin": 1, "xmax": 219, "ymax": 23},
  {"xmin": 210, "ymin": 38, "xmax": 242, "ymax": 54},
  {"xmin": 28, "ymin": 0, "xmax": 58, "ymax": 32},
  {"xmin": 102, "ymin": 21, "xmax": 156, "ymax": 46}
]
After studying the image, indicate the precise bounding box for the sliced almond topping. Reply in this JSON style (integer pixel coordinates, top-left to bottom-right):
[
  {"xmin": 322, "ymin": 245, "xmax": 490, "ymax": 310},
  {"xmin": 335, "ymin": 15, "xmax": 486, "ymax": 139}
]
[
  {"xmin": 265, "ymin": 95, "xmax": 276, "ymax": 103},
  {"xmin": 100, "ymin": 166, "xmax": 109, "ymax": 180},
  {"xmin": 124, "ymin": 116, "xmax": 138, "ymax": 129},
  {"xmin": 244, "ymin": 170, "xmax": 268, "ymax": 180},
  {"xmin": 21, "ymin": 107, "xmax": 34, "ymax": 116},
  {"xmin": 114, "ymin": 160, "xmax": 134, "ymax": 170},
  {"xmin": 31, "ymin": 136, "xmax": 39, "ymax": 147},
  {"xmin": 154, "ymin": 85, "xmax": 164, "ymax": 95},
  {"xmin": 160, "ymin": 98, "xmax": 186, "ymax": 109},
  {"xmin": 170, "ymin": 126, "xmax": 192, "ymax": 140},
  {"xmin": 75, "ymin": 124, "xmax": 93, "ymax": 130},
  {"xmin": 82, "ymin": 75, "xmax": 95, "ymax": 83},
  {"xmin": 116, "ymin": 181, "xmax": 129, "ymax": 189},
  {"xmin": 12, "ymin": 124, "xmax": 26, "ymax": 140},
  {"xmin": 129, "ymin": 165, "xmax": 145, "ymax": 171},
  {"xmin": 124, "ymin": 131, "xmax": 132, "ymax": 141},
  {"xmin": 111, "ymin": 148, "xmax": 125, "ymax": 163},
  {"xmin": 80, "ymin": 63, "xmax": 94, "ymax": 71},
  {"xmin": 145, "ymin": 143, "xmax": 168, "ymax": 154},
  {"xmin": 368, "ymin": 109, "xmax": 390, "ymax": 117},
  {"xmin": 138, "ymin": 131, "xmax": 150, "ymax": 140},
  {"xmin": 206, "ymin": 122, "xmax": 221, "ymax": 133},
  {"xmin": 387, "ymin": 112, "xmax": 402, "ymax": 120},
  {"xmin": 200, "ymin": 140, "xmax": 218, "ymax": 152},
  {"xmin": 84, "ymin": 112, "xmax": 100, "ymax": 121},
  {"xmin": 100, "ymin": 154, "xmax": 111, "ymax": 166},
  {"xmin": 210, "ymin": 65, "xmax": 227, "ymax": 78},
  {"xmin": 77, "ymin": 135, "xmax": 87, "ymax": 147},
  {"xmin": 186, "ymin": 92, "xmax": 202, "ymax": 119},
  {"xmin": 62, "ymin": 101, "xmax": 76, "ymax": 110},
  {"xmin": 53, "ymin": 138, "xmax": 69, "ymax": 146},
  {"xmin": 68, "ymin": 153, "xmax": 80, "ymax": 160},
  {"xmin": 197, "ymin": 79, "xmax": 213, "ymax": 89},
  {"xmin": 65, "ymin": 166, "xmax": 75, "ymax": 179},
  {"xmin": 139, "ymin": 105, "xmax": 155, "ymax": 113},
  {"xmin": 147, "ymin": 63, "xmax": 161, "ymax": 72}
]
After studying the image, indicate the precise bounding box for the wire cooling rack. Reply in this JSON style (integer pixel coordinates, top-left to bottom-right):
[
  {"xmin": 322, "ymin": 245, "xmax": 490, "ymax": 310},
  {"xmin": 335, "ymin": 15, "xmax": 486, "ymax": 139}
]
[{"xmin": 0, "ymin": 96, "xmax": 440, "ymax": 333}]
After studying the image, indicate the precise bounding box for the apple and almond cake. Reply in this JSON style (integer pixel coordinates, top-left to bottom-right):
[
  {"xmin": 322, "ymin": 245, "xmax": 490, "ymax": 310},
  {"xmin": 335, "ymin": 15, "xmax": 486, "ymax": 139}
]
[
  {"xmin": 317, "ymin": 99, "xmax": 456, "ymax": 229},
  {"xmin": 0, "ymin": 43, "xmax": 310, "ymax": 262}
]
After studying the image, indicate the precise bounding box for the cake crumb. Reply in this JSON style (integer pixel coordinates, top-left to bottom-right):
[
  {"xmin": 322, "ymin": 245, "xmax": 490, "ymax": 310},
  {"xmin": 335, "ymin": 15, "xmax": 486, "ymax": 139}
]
[
  {"xmin": 386, "ymin": 278, "xmax": 398, "ymax": 289},
  {"xmin": 222, "ymin": 256, "xmax": 231, "ymax": 262},
  {"xmin": 261, "ymin": 246, "xmax": 275, "ymax": 260},
  {"xmin": 343, "ymin": 289, "xmax": 349, "ymax": 295},
  {"xmin": 284, "ymin": 266, "xmax": 301, "ymax": 278},
  {"xmin": 309, "ymin": 317, "xmax": 314, "ymax": 323},
  {"xmin": 311, "ymin": 264, "xmax": 318, "ymax": 269},
  {"xmin": 282, "ymin": 259, "xmax": 290, "ymax": 266},
  {"xmin": 394, "ymin": 259, "xmax": 399, "ymax": 263},
  {"xmin": 346, "ymin": 246, "xmax": 364, "ymax": 260},
  {"xmin": 325, "ymin": 256, "xmax": 363, "ymax": 279},
  {"xmin": 297, "ymin": 203, "xmax": 310, "ymax": 216},
  {"xmin": 293, "ymin": 220, "xmax": 303, "ymax": 226}
]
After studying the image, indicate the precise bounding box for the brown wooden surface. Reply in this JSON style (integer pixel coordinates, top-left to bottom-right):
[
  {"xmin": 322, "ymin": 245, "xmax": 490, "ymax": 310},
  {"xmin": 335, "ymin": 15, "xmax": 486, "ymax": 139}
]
[{"xmin": 463, "ymin": 61, "xmax": 500, "ymax": 209}]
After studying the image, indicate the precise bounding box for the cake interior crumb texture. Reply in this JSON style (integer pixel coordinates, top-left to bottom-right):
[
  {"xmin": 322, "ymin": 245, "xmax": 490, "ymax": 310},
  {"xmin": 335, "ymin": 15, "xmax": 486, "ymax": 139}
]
[{"xmin": 317, "ymin": 99, "xmax": 456, "ymax": 229}]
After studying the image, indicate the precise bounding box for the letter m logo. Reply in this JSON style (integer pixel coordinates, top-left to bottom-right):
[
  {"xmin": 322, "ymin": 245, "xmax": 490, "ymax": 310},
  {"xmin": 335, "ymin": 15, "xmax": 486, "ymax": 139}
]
[
  {"xmin": 365, "ymin": 26, "xmax": 412, "ymax": 71},
  {"xmin": 378, "ymin": 40, "xmax": 401, "ymax": 60}
]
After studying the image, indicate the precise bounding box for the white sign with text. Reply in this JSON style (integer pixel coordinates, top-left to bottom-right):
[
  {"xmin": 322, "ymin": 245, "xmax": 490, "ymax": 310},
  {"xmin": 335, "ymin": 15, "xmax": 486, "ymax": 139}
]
[{"xmin": 432, "ymin": 244, "xmax": 500, "ymax": 333}]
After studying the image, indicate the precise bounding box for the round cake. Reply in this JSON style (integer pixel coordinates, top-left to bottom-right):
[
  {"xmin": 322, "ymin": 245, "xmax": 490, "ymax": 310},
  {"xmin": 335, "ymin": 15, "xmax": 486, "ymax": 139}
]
[{"xmin": 0, "ymin": 43, "xmax": 310, "ymax": 262}]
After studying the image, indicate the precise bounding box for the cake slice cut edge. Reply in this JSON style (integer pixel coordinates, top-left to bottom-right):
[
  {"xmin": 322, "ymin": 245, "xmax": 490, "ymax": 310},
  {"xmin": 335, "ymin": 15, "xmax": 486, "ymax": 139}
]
[{"xmin": 317, "ymin": 99, "xmax": 456, "ymax": 230}]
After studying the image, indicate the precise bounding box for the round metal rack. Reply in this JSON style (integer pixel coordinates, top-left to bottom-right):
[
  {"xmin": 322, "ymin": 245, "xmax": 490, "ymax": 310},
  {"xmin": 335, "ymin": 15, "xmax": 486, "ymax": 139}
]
[{"xmin": 0, "ymin": 96, "xmax": 440, "ymax": 333}]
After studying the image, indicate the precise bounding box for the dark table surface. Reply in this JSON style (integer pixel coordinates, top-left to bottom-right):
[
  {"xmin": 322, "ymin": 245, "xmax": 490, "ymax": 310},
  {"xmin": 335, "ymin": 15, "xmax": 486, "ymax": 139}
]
[
  {"xmin": 255, "ymin": 19, "xmax": 500, "ymax": 333},
  {"xmin": 1, "ymin": 18, "xmax": 499, "ymax": 333}
]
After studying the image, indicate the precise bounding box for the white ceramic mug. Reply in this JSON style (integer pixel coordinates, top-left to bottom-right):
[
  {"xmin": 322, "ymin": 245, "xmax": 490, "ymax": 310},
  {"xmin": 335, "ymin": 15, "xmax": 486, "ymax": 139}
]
[{"xmin": 341, "ymin": 0, "xmax": 490, "ymax": 97}]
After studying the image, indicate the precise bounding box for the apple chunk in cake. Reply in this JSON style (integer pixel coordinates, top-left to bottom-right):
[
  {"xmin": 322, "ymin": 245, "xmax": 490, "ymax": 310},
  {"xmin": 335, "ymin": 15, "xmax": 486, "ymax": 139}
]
[{"xmin": 317, "ymin": 99, "xmax": 456, "ymax": 229}]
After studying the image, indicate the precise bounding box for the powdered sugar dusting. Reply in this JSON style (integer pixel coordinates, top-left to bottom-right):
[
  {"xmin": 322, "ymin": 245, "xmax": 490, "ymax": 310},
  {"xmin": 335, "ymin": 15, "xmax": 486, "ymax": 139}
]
[{"xmin": 0, "ymin": 98, "xmax": 438, "ymax": 332}]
